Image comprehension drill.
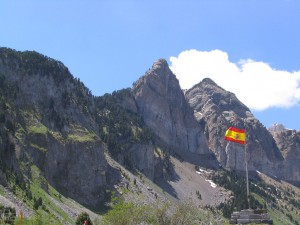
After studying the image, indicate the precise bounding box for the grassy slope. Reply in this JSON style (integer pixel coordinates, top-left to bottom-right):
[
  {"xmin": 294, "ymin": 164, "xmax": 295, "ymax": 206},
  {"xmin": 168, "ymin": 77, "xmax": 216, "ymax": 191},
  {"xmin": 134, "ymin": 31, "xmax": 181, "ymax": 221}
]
[
  {"xmin": 255, "ymin": 173, "xmax": 300, "ymax": 225},
  {"xmin": 213, "ymin": 169, "xmax": 300, "ymax": 225},
  {"xmin": 3, "ymin": 164, "xmax": 102, "ymax": 224}
]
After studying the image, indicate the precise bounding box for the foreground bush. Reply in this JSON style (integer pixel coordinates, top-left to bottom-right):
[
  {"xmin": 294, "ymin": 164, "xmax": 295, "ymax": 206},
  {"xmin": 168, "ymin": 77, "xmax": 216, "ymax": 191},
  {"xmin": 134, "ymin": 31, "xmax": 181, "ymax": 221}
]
[
  {"xmin": 101, "ymin": 197, "xmax": 221, "ymax": 225},
  {"xmin": 75, "ymin": 212, "xmax": 93, "ymax": 225},
  {"xmin": 14, "ymin": 211, "xmax": 62, "ymax": 225}
]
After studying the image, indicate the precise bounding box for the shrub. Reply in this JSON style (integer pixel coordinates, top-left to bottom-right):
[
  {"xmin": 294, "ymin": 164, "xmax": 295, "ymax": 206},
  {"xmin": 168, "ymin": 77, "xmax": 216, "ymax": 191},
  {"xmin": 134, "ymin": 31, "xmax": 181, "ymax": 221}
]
[
  {"xmin": 0, "ymin": 206, "xmax": 16, "ymax": 225},
  {"xmin": 101, "ymin": 196, "xmax": 219, "ymax": 225},
  {"xmin": 75, "ymin": 212, "xmax": 93, "ymax": 225}
]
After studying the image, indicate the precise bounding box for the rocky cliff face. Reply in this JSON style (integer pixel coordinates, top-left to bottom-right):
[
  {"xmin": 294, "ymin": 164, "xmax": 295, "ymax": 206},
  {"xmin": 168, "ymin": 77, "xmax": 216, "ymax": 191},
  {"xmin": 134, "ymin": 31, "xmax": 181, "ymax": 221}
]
[
  {"xmin": 31, "ymin": 133, "xmax": 108, "ymax": 206},
  {"xmin": 0, "ymin": 48, "xmax": 112, "ymax": 206},
  {"xmin": 269, "ymin": 124, "xmax": 300, "ymax": 184},
  {"xmin": 93, "ymin": 89, "xmax": 167, "ymax": 182},
  {"xmin": 132, "ymin": 59, "xmax": 211, "ymax": 158},
  {"xmin": 185, "ymin": 78, "xmax": 283, "ymax": 176}
]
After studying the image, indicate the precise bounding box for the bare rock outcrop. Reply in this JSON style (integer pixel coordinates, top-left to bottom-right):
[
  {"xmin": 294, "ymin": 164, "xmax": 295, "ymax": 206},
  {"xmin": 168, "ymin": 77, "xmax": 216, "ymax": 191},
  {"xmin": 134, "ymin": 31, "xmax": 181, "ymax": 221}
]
[
  {"xmin": 185, "ymin": 78, "xmax": 283, "ymax": 176},
  {"xmin": 269, "ymin": 124, "xmax": 300, "ymax": 184},
  {"xmin": 132, "ymin": 59, "xmax": 211, "ymax": 157},
  {"xmin": 127, "ymin": 143, "xmax": 156, "ymax": 180}
]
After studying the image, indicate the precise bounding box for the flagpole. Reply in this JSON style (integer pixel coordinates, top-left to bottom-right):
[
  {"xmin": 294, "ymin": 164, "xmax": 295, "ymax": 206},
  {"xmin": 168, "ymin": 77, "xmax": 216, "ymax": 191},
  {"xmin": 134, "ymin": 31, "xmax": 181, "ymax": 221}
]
[
  {"xmin": 225, "ymin": 121, "xmax": 250, "ymax": 209},
  {"xmin": 244, "ymin": 129, "xmax": 250, "ymax": 209}
]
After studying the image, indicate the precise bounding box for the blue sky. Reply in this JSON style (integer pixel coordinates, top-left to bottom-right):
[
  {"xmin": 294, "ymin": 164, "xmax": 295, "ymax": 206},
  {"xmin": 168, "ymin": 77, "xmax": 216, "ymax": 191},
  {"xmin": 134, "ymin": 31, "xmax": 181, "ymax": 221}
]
[{"xmin": 1, "ymin": 0, "xmax": 300, "ymax": 130}]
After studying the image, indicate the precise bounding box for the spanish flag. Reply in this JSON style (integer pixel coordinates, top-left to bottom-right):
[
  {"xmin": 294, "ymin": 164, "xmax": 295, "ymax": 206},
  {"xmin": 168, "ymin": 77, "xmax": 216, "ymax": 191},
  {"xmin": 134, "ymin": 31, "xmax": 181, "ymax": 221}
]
[{"xmin": 225, "ymin": 127, "xmax": 245, "ymax": 145}]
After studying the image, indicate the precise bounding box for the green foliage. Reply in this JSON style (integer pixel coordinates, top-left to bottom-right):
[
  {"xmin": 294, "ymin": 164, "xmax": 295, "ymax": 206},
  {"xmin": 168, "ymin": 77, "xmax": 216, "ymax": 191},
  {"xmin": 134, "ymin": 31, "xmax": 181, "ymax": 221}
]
[
  {"xmin": 148, "ymin": 202, "xmax": 170, "ymax": 225},
  {"xmin": 102, "ymin": 199, "xmax": 147, "ymax": 225},
  {"xmin": 5, "ymin": 119, "xmax": 15, "ymax": 133},
  {"xmin": 67, "ymin": 132, "xmax": 98, "ymax": 143},
  {"xmin": 213, "ymin": 170, "xmax": 300, "ymax": 224},
  {"xmin": 0, "ymin": 112, "xmax": 5, "ymax": 123},
  {"xmin": 170, "ymin": 201, "xmax": 218, "ymax": 225},
  {"xmin": 94, "ymin": 89, "xmax": 155, "ymax": 168},
  {"xmin": 0, "ymin": 206, "xmax": 16, "ymax": 225},
  {"xmin": 27, "ymin": 124, "xmax": 48, "ymax": 135},
  {"xmin": 0, "ymin": 72, "xmax": 19, "ymax": 106},
  {"xmin": 15, "ymin": 211, "xmax": 62, "ymax": 225},
  {"xmin": 75, "ymin": 212, "xmax": 93, "ymax": 225},
  {"xmin": 102, "ymin": 195, "xmax": 220, "ymax": 225},
  {"xmin": 196, "ymin": 190, "xmax": 202, "ymax": 200},
  {"xmin": 289, "ymin": 198, "xmax": 300, "ymax": 208},
  {"xmin": 213, "ymin": 170, "xmax": 264, "ymax": 218},
  {"xmin": 0, "ymin": 47, "xmax": 72, "ymax": 85},
  {"xmin": 4, "ymin": 165, "xmax": 73, "ymax": 224},
  {"xmin": 33, "ymin": 196, "xmax": 43, "ymax": 210}
]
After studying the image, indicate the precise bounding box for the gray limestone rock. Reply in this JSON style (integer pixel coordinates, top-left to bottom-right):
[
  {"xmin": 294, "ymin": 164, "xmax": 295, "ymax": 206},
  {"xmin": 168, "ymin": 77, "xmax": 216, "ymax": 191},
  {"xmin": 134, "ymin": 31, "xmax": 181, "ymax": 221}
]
[
  {"xmin": 270, "ymin": 126, "xmax": 300, "ymax": 183},
  {"xmin": 133, "ymin": 59, "xmax": 210, "ymax": 156},
  {"xmin": 185, "ymin": 78, "xmax": 284, "ymax": 176}
]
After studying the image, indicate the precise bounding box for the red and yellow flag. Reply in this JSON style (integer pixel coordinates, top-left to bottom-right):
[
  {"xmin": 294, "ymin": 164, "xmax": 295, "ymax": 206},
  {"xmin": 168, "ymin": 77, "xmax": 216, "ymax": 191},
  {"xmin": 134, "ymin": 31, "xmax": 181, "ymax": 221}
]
[{"xmin": 225, "ymin": 127, "xmax": 245, "ymax": 145}]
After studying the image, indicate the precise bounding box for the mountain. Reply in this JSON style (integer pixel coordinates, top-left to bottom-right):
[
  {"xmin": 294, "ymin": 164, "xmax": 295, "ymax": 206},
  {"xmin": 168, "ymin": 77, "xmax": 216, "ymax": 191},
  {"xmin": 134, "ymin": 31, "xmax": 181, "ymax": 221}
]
[
  {"xmin": 0, "ymin": 48, "xmax": 214, "ymax": 211},
  {"xmin": 1, "ymin": 47, "xmax": 300, "ymax": 224},
  {"xmin": 185, "ymin": 78, "xmax": 284, "ymax": 177},
  {"xmin": 93, "ymin": 89, "xmax": 168, "ymax": 182},
  {"xmin": 269, "ymin": 124, "xmax": 300, "ymax": 184},
  {"xmin": 0, "ymin": 47, "xmax": 114, "ymax": 207},
  {"xmin": 132, "ymin": 59, "xmax": 216, "ymax": 166},
  {"xmin": 0, "ymin": 49, "xmax": 227, "ymax": 224}
]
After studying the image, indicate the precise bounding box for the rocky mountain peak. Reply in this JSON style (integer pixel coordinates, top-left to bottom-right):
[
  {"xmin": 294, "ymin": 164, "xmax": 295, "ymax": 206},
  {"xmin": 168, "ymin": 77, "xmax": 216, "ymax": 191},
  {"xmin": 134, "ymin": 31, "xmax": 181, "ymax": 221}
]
[
  {"xmin": 200, "ymin": 77, "xmax": 219, "ymax": 86},
  {"xmin": 132, "ymin": 59, "xmax": 212, "ymax": 158},
  {"xmin": 145, "ymin": 58, "xmax": 176, "ymax": 88},
  {"xmin": 268, "ymin": 123, "xmax": 287, "ymax": 135},
  {"xmin": 186, "ymin": 78, "xmax": 283, "ymax": 175},
  {"xmin": 151, "ymin": 58, "xmax": 169, "ymax": 71},
  {"xmin": 187, "ymin": 78, "xmax": 250, "ymax": 119}
]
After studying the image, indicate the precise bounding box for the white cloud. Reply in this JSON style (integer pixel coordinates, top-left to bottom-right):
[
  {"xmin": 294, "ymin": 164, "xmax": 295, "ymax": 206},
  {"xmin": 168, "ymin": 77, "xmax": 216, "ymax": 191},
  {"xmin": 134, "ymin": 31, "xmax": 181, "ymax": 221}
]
[{"xmin": 169, "ymin": 49, "xmax": 300, "ymax": 111}]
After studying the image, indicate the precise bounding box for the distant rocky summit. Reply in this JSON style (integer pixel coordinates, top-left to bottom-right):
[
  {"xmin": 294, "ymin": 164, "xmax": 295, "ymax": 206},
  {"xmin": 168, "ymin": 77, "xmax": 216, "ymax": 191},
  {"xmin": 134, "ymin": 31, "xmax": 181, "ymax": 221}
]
[
  {"xmin": 269, "ymin": 124, "xmax": 300, "ymax": 184},
  {"xmin": 185, "ymin": 78, "xmax": 284, "ymax": 176},
  {"xmin": 268, "ymin": 123, "xmax": 287, "ymax": 134}
]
